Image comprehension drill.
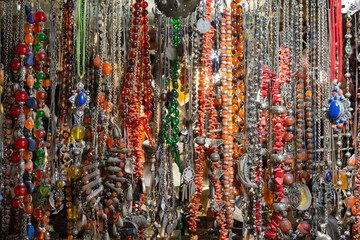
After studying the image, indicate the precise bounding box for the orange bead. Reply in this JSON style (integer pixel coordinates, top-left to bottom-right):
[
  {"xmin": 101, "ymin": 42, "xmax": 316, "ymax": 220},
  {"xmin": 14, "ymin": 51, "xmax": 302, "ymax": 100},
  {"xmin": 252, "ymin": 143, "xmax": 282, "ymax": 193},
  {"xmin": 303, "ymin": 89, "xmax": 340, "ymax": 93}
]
[
  {"xmin": 96, "ymin": 93, "xmax": 105, "ymax": 104},
  {"xmin": 42, "ymin": 79, "xmax": 51, "ymax": 88},
  {"xmin": 25, "ymin": 118, "xmax": 34, "ymax": 130},
  {"xmin": 93, "ymin": 56, "xmax": 101, "ymax": 67},
  {"xmin": 27, "ymin": 75, "xmax": 35, "ymax": 87},
  {"xmin": 103, "ymin": 101, "xmax": 113, "ymax": 111},
  {"xmin": 24, "ymin": 34, "xmax": 34, "ymax": 45},
  {"xmin": 102, "ymin": 63, "xmax": 112, "ymax": 75}
]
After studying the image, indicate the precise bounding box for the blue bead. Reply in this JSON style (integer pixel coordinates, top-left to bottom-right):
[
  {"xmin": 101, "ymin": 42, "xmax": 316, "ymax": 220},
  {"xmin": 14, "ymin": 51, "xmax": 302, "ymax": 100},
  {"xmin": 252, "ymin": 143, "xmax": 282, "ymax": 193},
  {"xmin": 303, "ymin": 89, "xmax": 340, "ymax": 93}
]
[
  {"xmin": 27, "ymin": 138, "xmax": 36, "ymax": 152},
  {"xmin": 329, "ymin": 101, "xmax": 341, "ymax": 119},
  {"xmin": 25, "ymin": 5, "xmax": 31, "ymax": 15},
  {"xmin": 25, "ymin": 181, "xmax": 36, "ymax": 194},
  {"xmin": 26, "ymin": 53, "xmax": 34, "ymax": 67},
  {"xmin": 81, "ymin": 89, "xmax": 85, "ymax": 92},
  {"xmin": 27, "ymin": 13, "xmax": 35, "ymax": 24},
  {"xmin": 325, "ymin": 172, "xmax": 332, "ymax": 183},
  {"xmin": 77, "ymin": 92, "xmax": 86, "ymax": 105},
  {"xmin": 334, "ymin": 86, "xmax": 338, "ymax": 91},
  {"xmin": 340, "ymin": 96, "xmax": 344, "ymax": 101},
  {"xmin": 26, "ymin": 97, "xmax": 37, "ymax": 109},
  {"xmin": 340, "ymin": 118, "xmax": 344, "ymax": 123},
  {"xmin": 335, "ymin": 120, "xmax": 339, "ymax": 124},
  {"xmin": 27, "ymin": 224, "xmax": 35, "ymax": 240},
  {"xmin": 330, "ymin": 97, "xmax": 334, "ymax": 101},
  {"xmin": 334, "ymin": 95, "xmax": 338, "ymax": 100}
]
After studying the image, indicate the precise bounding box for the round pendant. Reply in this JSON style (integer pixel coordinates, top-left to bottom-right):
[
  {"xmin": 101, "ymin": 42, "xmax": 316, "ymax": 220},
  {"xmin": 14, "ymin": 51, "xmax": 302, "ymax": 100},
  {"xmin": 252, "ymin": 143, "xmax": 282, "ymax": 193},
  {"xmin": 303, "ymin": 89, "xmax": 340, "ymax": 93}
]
[
  {"xmin": 196, "ymin": 18, "xmax": 211, "ymax": 33},
  {"xmin": 182, "ymin": 167, "xmax": 195, "ymax": 183}
]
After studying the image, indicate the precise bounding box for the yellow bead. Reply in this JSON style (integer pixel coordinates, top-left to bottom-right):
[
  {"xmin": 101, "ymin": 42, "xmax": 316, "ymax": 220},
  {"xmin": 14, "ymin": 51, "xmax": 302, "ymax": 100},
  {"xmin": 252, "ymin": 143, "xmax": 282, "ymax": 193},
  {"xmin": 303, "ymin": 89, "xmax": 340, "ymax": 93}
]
[
  {"xmin": 67, "ymin": 205, "xmax": 78, "ymax": 220},
  {"xmin": 57, "ymin": 180, "xmax": 65, "ymax": 190},
  {"xmin": 70, "ymin": 126, "xmax": 85, "ymax": 140},
  {"xmin": 68, "ymin": 166, "xmax": 82, "ymax": 180}
]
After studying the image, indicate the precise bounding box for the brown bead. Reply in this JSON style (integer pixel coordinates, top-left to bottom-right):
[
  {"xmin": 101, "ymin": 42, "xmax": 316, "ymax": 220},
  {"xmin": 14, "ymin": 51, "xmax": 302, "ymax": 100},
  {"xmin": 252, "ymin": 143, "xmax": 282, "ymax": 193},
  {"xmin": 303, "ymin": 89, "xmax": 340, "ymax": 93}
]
[
  {"xmin": 297, "ymin": 149, "xmax": 308, "ymax": 161},
  {"xmin": 297, "ymin": 222, "xmax": 311, "ymax": 235},
  {"xmin": 300, "ymin": 171, "xmax": 311, "ymax": 183},
  {"xmin": 284, "ymin": 153, "xmax": 294, "ymax": 164},
  {"xmin": 284, "ymin": 116, "xmax": 295, "ymax": 126},
  {"xmin": 283, "ymin": 174, "xmax": 295, "ymax": 186},
  {"xmin": 279, "ymin": 219, "xmax": 292, "ymax": 233},
  {"xmin": 295, "ymin": 164, "xmax": 303, "ymax": 171},
  {"xmin": 283, "ymin": 133, "xmax": 294, "ymax": 142}
]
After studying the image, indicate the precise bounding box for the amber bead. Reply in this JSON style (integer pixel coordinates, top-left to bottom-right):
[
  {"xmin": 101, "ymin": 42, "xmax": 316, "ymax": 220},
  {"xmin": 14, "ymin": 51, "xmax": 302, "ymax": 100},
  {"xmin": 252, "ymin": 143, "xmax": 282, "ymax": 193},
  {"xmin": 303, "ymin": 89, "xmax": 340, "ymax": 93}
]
[
  {"xmin": 102, "ymin": 63, "xmax": 112, "ymax": 75},
  {"xmin": 283, "ymin": 174, "xmax": 295, "ymax": 186},
  {"xmin": 284, "ymin": 116, "xmax": 295, "ymax": 125}
]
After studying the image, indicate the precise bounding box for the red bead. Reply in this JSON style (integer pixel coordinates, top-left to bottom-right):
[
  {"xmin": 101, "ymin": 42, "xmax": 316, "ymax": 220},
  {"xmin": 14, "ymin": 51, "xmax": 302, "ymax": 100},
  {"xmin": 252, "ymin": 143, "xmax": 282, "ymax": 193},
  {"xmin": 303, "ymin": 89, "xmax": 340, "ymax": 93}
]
[
  {"xmin": 16, "ymin": 44, "xmax": 29, "ymax": 56},
  {"xmin": 142, "ymin": 35, "xmax": 150, "ymax": 42},
  {"xmin": 119, "ymin": 103, "xmax": 127, "ymax": 111},
  {"xmin": 14, "ymin": 90, "xmax": 28, "ymax": 103},
  {"xmin": 127, "ymin": 66, "xmax": 134, "ymax": 73},
  {"xmin": 143, "ymin": 73, "xmax": 151, "ymax": 80},
  {"xmin": 131, "ymin": 33, "xmax": 139, "ymax": 41},
  {"xmin": 128, "ymin": 58, "xmax": 136, "ymax": 65},
  {"xmin": 14, "ymin": 184, "xmax": 27, "ymax": 197},
  {"xmin": 142, "ymin": 50, "xmax": 150, "ymax": 57},
  {"xmin": 10, "ymin": 198, "xmax": 21, "ymax": 209},
  {"xmin": 11, "ymin": 152, "xmax": 21, "ymax": 163},
  {"xmin": 36, "ymin": 91, "xmax": 47, "ymax": 101},
  {"xmin": 133, "ymin": 10, "xmax": 140, "ymax": 17},
  {"xmin": 129, "ymin": 51, "xmax": 137, "ymax": 58},
  {"xmin": 144, "ymin": 88, "xmax": 152, "ymax": 95},
  {"xmin": 142, "ymin": 42, "xmax": 150, "ymax": 49},
  {"xmin": 35, "ymin": 52, "xmax": 47, "ymax": 62},
  {"xmin": 132, "ymin": 119, "xmax": 140, "ymax": 127},
  {"xmin": 145, "ymin": 103, "xmax": 153, "ymax": 111},
  {"xmin": 143, "ymin": 65, "xmax": 150, "ymax": 72},
  {"xmin": 11, "ymin": 59, "xmax": 21, "ymax": 71},
  {"xmin": 145, "ymin": 111, "xmax": 153, "ymax": 118},
  {"xmin": 142, "ymin": 58, "xmax": 150, "ymax": 65},
  {"xmin": 120, "ymin": 96, "xmax": 129, "ymax": 103},
  {"xmin": 141, "ymin": 9, "xmax": 148, "ymax": 16},
  {"xmin": 122, "ymin": 88, "xmax": 130, "ymax": 95},
  {"xmin": 124, "ymin": 81, "xmax": 132, "ymax": 88},
  {"xmin": 144, "ymin": 95, "xmax": 152, "ymax": 103},
  {"xmin": 133, "ymin": 3, "xmax": 141, "ymax": 9},
  {"xmin": 10, "ymin": 105, "xmax": 21, "ymax": 118},
  {"xmin": 15, "ymin": 138, "xmax": 28, "ymax": 150},
  {"xmin": 132, "ymin": 26, "xmax": 139, "ymax": 32},
  {"xmin": 141, "ymin": 17, "xmax": 149, "ymax": 24},
  {"xmin": 143, "ymin": 80, "xmax": 151, "ymax": 87},
  {"xmin": 140, "ymin": 117, "xmax": 148, "ymax": 125},
  {"xmin": 141, "ymin": 1, "xmax": 148, "ymax": 8},
  {"xmin": 141, "ymin": 25, "xmax": 149, "ymax": 32},
  {"xmin": 34, "ymin": 11, "xmax": 47, "ymax": 23}
]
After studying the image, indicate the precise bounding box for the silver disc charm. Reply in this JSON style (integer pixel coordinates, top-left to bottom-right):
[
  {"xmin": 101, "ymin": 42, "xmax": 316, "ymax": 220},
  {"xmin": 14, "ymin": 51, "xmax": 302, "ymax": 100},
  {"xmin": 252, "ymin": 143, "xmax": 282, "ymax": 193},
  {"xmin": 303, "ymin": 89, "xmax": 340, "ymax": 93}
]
[
  {"xmin": 196, "ymin": 18, "xmax": 211, "ymax": 33},
  {"xmin": 182, "ymin": 167, "xmax": 195, "ymax": 183}
]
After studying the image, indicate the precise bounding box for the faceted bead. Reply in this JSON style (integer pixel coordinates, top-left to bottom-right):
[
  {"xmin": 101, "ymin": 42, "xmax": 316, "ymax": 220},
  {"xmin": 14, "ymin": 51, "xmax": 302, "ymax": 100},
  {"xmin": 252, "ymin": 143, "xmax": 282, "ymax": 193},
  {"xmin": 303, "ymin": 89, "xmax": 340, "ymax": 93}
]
[
  {"xmin": 27, "ymin": 13, "xmax": 35, "ymax": 24},
  {"xmin": 24, "ymin": 34, "xmax": 34, "ymax": 45},
  {"xmin": 37, "ymin": 33, "xmax": 46, "ymax": 42},
  {"xmin": 26, "ymin": 53, "xmax": 34, "ymax": 66},
  {"xmin": 36, "ymin": 110, "xmax": 45, "ymax": 118},
  {"xmin": 25, "ymin": 118, "xmax": 35, "ymax": 130},
  {"xmin": 71, "ymin": 126, "xmax": 85, "ymax": 140},
  {"xmin": 34, "ymin": 11, "xmax": 47, "ymax": 23},
  {"xmin": 33, "ymin": 43, "xmax": 41, "ymax": 52},
  {"xmin": 68, "ymin": 166, "xmax": 82, "ymax": 180},
  {"xmin": 34, "ymin": 128, "xmax": 46, "ymax": 139},
  {"xmin": 37, "ymin": 71, "xmax": 45, "ymax": 80}
]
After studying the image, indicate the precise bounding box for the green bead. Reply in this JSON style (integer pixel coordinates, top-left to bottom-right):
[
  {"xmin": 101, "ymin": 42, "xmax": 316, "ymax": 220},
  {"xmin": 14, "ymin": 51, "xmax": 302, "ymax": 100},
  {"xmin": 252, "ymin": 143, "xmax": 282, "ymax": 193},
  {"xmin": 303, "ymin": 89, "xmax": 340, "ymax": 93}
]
[
  {"xmin": 171, "ymin": 89, "xmax": 179, "ymax": 98},
  {"xmin": 174, "ymin": 35, "xmax": 179, "ymax": 42},
  {"xmin": 173, "ymin": 117, "xmax": 179, "ymax": 125},
  {"xmin": 34, "ymin": 43, "xmax": 41, "ymax": 51},
  {"xmin": 37, "ymin": 72, "xmax": 45, "ymax": 80},
  {"xmin": 172, "ymin": 81, "xmax": 179, "ymax": 89},
  {"xmin": 34, "ymin": 120, "xmax": 42, "ymax": 128},
  {"xmin": 164, "ymin": 78, "xmax": 170, "ymax": 86},
  {"xmin": 34, "ymin": 81, "xmax": 41, "ymax": 90},
  {"xmin": 171, "ymin": 63, "xmax": 180, "ymax": 71},
  {"xmin": 173, "ymin": 108, "xmax": 180, "ymax": 116},
  {"xmin": 163, "ymin": 123, "xmax": 169, "ymax": 131},
  {"xmin": 34, "ymin": 158, "xmax": 44, "ymax": 166},
  {"xmin": 36, "ymin": 110, "xmax": 45, "ymax": 118},
  {"xmin": 173, "ymin": 126, "xmax": 179, "ymax": 135},
  {"xmin": 171, "ymin": 19, "xmax": 176, "ymax": 24},
  {"xmin": 174, "ymin": 19, "xmax": 180, "ymax": 24},
  {"xmin": 174, "ymin": 26, "xmax": 179, "ymax": 33},
  {"xmin": 36, "ymin": 149, "xmax": 45, "ymax": 158},
  {"xmin": 173, "ymin": 100, "xmax": 179, "ymax": 107},
  {"xmin": 168, "ymin": 106, "xmax": 174, "ymax": 114},
  {"xmin": 170, "ymin": 71, "xmax": 179, "ymax": 79},
  {"xmin": 169, "ymin": 98, "xmax": 176, "ymax": 106},
  {"xmin": 37, "ymin": 33, "xmax": 47, "ymax": 42},
  {"xmin": 172, "ymin": 135, "xmax": 179, "ymax": 143},
  {"xmin": 165, "ymin": 114, "xmax": 172, "ymax": 123},
  {"xmin": 163, "ymin": 133, "xmax": 169, "ymax": 140}
]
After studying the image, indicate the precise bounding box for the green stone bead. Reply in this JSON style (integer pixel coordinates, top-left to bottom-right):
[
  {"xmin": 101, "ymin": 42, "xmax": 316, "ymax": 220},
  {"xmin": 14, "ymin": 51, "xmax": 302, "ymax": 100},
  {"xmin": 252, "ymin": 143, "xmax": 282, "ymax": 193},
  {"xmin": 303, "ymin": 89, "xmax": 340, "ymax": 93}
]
[
  {"xmin": 173, "ymin": 117, "xmax": 179, "ymax": 125},
  {"xmin": 37, "ymin": 33, "xmax": 47, "ymax": 42},
  {"xmin": 172, "ymin": 135, "xmax": 179, "ymax": 143},
  {"xmin": 170, "ymin": 72, "xmax": 179, "ymax": 79},
  {"xmin": 171, "ymin": 63, "xmax": 180, "ymax": 71},
  {"xmin": 171, "ymin": 89, "xmax": 179, "ymax": 98},
  {"xmin": 36, "ymin": 149, "xmax": 45, "ymax": 158},
  {"xmin": 34, "ymin": 43, "xmax": 41, "ymax": 51},
  {"xmin": 162, "ymin": 133, "xmax": 169, "ymax": 140},
  {"xmin": 174, "ymin": 35, "xmax": 179, "ymax": 42},
  {"xmin": 165, "ymin": 114, "xmax": 172, "ymax": 123},
  {"xmin": 173, "ymin": 126, "xmax": 179, "ymax": 135},
  {"xmin": 34, "ymin": 120, "xmax": 42, "ymax": 128},
  {"xmin": 173, "ymin": 100, "xmax": 179, "ymax": 108},
  {"xmin": 37, "ymin": 72, "xmax": 45, "ymax": 80},
  {"xmin": 168, "ymin": 106, "xmax": 174, "ymax": 114},
  {"xmin": 34, "ymin": 158, "xmax": 44, "ymax": 166},
  {"xmin": 33, "ymin": 81, "xmax": 41, "ymax": 90},
  {"xmin": 36, "ymin": 110, "xmax": 45, "ymax": 118},
  {"xmin": 172, "ymin": 81, "xmax": 179, "ymax": 89},
  {"xmin": 163, "ymin": 123, "xmax": 169, "ymax": 131},
  {"xmin": 169, "ymin": 98, "xmax": 176, "ymax": 106},
  {"xmin": 174, "ymin": 26, "xmax": 179, "ymax": 33},
  {"xmin": 173, "ymin": 108, "xmax": 180, "ymax": 116},
  {"xmin": 164, "ymin": 78, "xmax": 170, "ymax": 86}
]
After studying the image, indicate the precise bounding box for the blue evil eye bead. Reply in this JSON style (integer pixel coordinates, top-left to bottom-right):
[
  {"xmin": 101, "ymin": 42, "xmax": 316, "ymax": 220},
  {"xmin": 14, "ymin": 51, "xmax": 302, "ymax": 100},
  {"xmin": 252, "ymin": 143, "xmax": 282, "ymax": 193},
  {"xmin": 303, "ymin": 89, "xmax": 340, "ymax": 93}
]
[
  {"xmin": 27, "ymin": 137, "xmax": 36, "ymax": 152},
  {"xmin": 27, "ymin": 13, "xmax": 35, "ymax": 24},
  {"xmin": 329, "ymin": 101, "xmax": 341, "ymax": 119},
  {"xmin": 325, "ymin": 172, "xmax": 332, "ymax": 183},
  {"xmin": 77, "ymin": 92, "xmax": 86, "ymax": 105},
  {"xmin": 26, "ymin": 97, "xmax": 37, "ymax": 109},
  {"xmin": 26, "ymin": 224, "xmax": 35, "ymax": 239},
  {"xmin": 25, "ymin": 5, "xmax": 31, "ymax": 15},
  {"xmin": 26, "ymin": 53, "xmax": 34, "ymax": 67},
  {"xmin": 25, "ymin": 181, "xmax": 36, "ymax": 194}
]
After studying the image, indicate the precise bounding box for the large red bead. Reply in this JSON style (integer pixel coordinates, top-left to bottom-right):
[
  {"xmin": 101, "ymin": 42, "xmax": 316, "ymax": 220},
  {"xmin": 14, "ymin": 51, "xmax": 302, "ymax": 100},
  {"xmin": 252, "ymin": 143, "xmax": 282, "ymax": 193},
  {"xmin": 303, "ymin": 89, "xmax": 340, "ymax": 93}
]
[
  {"xmin": 15, "ymin": 138, "xmax": 28, "ymax": 150},
  {"xmin": 14, "ymin": 90, "xmax": 28, "ymax": 103},
  {"xmin": 11, "ymin": 59, "xmax": 21, "ymax": 71},
  {"xmin": 11, "ymin": 152, "xmax": 21, "ymax": 163},
  {"xmin": 36, "ymin": 91, "xmax": 47, "ymax": 101},
  {"xmin": 10, "ymin": 105, "xmax": 21, "ymax": 118},
  {"xmin": 16, "ymin": 44, "xmax": 29, "ymax": 56},
  {"xmin": 34, "ymin": 11, "xmax": 47, "ymax": 23},
  {"xmin": 10, "ymin": 198, "xmax": 21, "ymax": 209},
  {"xmin": 14, "ymin": 184, "xmax": 27, "ymax": 197}
]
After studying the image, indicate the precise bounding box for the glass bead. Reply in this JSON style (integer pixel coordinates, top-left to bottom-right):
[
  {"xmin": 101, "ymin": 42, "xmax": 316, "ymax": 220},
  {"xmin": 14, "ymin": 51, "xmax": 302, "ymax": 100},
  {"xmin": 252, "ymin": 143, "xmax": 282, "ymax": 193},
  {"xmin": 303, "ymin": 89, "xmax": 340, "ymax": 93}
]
[
  {"xmin": 173, "ymin": 117, "xmax": 179, "ymax": 125},
  {"xmin": 36, "ymin": 110, "xmax": 45, "ymax": 118},
  {"xmin": 164, "ymin": 78, "xmax": 170, "ymax": 85},
  {"xmin": 68, "ymin": 166, "xmax": 82, "ymax": 180},
  {"xmin": 173, "ymin": 126, "xmax": 179, "ymax": 134},
  {"xmin": 34, "ymin": 158, "xmax": 44, "ymax": 166},
  {"xmin": 71, "ymin": 126, "xmax": 86, "ymax": 140},
  {"xmin": 162, "ymin": 133, "xmax": 169, "ymax": 140},
  {"xmin": 33, "ymin": 43, "xmax": 41, "ymax": 51},
  {"xmin": 37, "ymin": 33, "xmax": 46, "ymax": 42},
  {"xmin": 16, "ymin": 44, "xmax": 29, "ymax": 56},
  {"xmin": 102, "ymin": 63, "xmax": 112, "ymax": 75},
  {"xmin": 34, "ymin": 82, "xmax": 41, "ymax": 90},
  {"xmin": 173, "ymin": 135, "xmax": 179, "ymax": 143},
  {"xmin": 11, "ymin": 59, "xmax": 21, "ymax": 71},
  {"xmin": 93, "ymin": 56, "xmax": 101, "ymax": 67},
  {"xmin": 173, "ymin": 108, "xmax": 180, "ymax": 116},
  {"xmin": 36, "ymin": 149, "xmax": 45, "ymax": 157},
  {"xmin": 37, "ymin": 72, "xmax": 45, "ymax": 80},
  {"xmin": 168, "ymin": 106, "xmax": 174, "ymax": 114},
  {"xmin": 34, "ymin": 128, "xmax": 46, "ymax": 139},
  {"xmin": 25, "ymin": 118, "xmax": 34, "ymax": 130},
  {"xmin": 34, "ymin": 120, "xmax": 42, "ymax": 128},
  {"xmin": 163, "ymin": 124, "xmax": 169, "ymax": 131},
  {"xmin": 171, "ymin": 89, "xmax": 179, "ymax": 98},
  {"xmin": 165, "ymin": 115, "xmax": 172, "ymax": 123}
]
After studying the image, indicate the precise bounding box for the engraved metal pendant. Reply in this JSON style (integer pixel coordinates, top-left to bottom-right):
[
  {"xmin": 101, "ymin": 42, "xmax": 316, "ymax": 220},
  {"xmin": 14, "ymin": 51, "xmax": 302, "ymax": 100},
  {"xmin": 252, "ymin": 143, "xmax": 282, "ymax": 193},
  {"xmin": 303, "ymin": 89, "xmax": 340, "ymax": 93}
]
[
  {"xmin": 69, "ymin": 81, "xmax": 91, "ymax": 118},
  {"xmin": 155, "ymin": 0, "xmax": 201, "ymax": 18}
]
